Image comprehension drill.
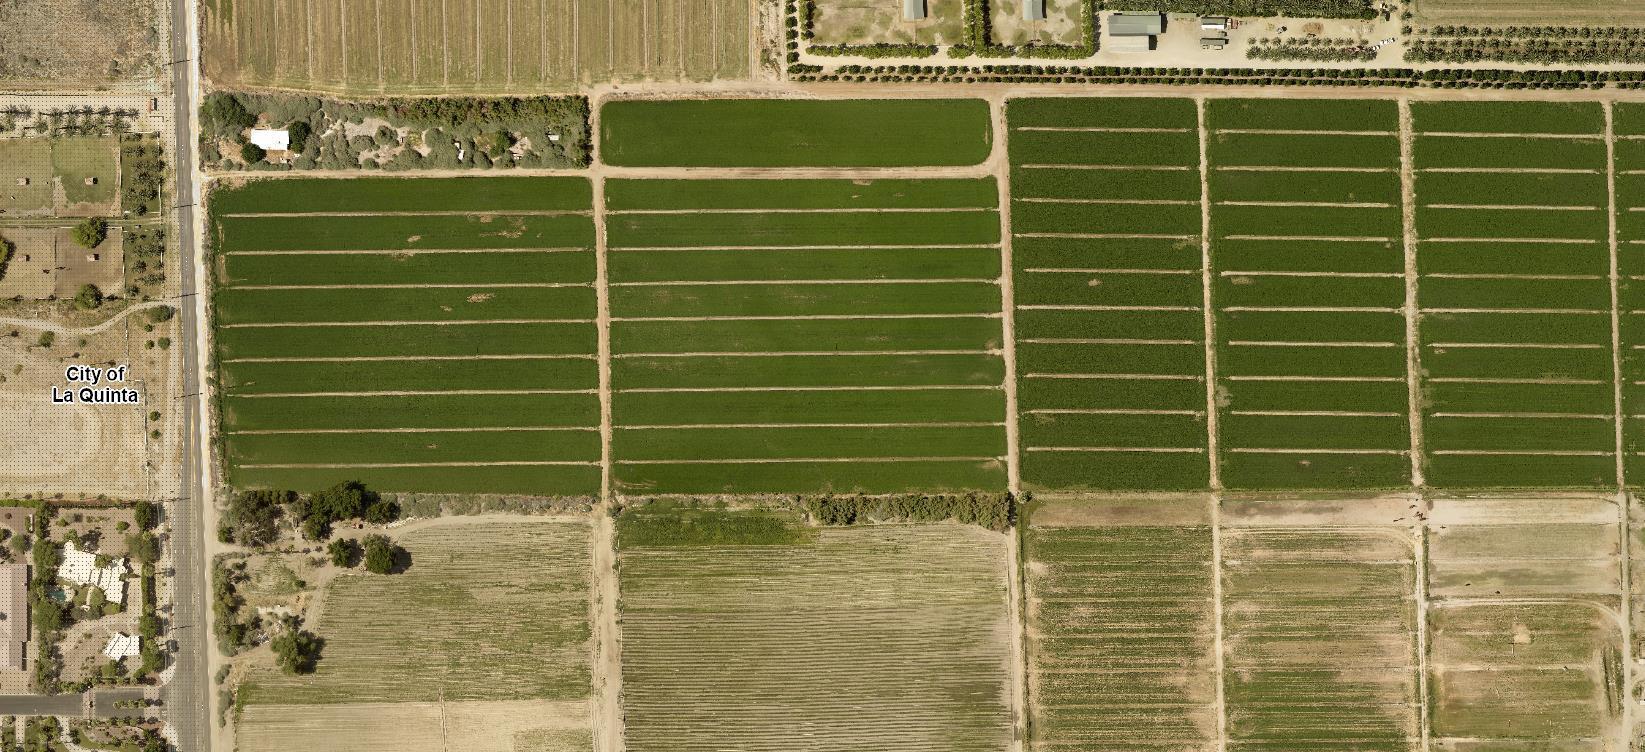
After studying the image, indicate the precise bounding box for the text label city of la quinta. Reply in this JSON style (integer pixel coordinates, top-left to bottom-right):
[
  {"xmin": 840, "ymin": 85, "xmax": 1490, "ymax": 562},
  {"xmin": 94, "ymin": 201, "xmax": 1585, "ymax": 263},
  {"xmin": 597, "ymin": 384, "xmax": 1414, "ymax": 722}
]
[{"xmin": 52, "ymin": 365, "xmax": 141, "ymax": 405}]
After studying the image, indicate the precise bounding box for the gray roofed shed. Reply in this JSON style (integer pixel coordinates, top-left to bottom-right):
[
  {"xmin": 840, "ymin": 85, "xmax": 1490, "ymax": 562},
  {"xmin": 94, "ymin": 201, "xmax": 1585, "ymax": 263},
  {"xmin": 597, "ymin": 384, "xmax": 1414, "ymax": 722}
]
[
  {"xmin": 1024, "ymin": 0, "xmax": 1045, "ymax": 20},
  {"xmin": 1107, "ymin": 12, "xmax": 1163, "ymax": 35},
  {"xmin": 903, "ymin": 0, "xmax": 926, "ymax": 20}
]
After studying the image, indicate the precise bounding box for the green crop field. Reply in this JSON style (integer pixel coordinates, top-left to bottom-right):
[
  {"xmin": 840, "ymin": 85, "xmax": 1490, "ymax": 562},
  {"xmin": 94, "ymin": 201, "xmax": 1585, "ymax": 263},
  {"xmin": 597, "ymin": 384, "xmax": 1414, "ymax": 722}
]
[
  {"xmin": 211, "ymin": 175, "xmax": 602, "ymax": 496},
  {"xmin": 617, "ymin": 508, "xmax": 1015, "ymax": 752},
  {"xmin": 1023, "ymin": 498, "xmax": 1217, "ymax": 752},
  {"xmin": 1008, "ymin": 96, "xmax": 1210, "ymax": 492},
  {"xmin": 203, "ymin": 97, "xmax": 1645, "ymax": 500},
  {"xmin": 599, "ymin": 99, "xmax": 993, "ymax": 167},
  {"xmin": 1208, "ymin": 99, "xmax": 1411, "ymax": 490},
  {"xmin": 1412, "ymin": 100, "xmax": 1616, "ymax": 489},
  {"xmin": 1006, "ymin": 95, "xmax": 1645, "ymax": 494},
  {"xmin": 1615, "ymin": 102, "xmax": 1645, "ymax": 487},
  {"xmin": 607, "ymin": 177, "xmax": 1007, "ymax": 495}
]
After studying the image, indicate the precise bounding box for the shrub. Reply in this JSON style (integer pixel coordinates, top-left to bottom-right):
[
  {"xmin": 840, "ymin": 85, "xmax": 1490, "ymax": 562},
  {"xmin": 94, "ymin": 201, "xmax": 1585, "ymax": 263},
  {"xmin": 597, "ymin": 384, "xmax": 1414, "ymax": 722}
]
[
  {"xmin": 239, "ymin": 141, "xmax": 266, "ymax": 163},
  {"xmin": 362, "ymin": 499, "xmax": 399, "ymax": 524},
  {"xmin": 127, "ymin": 532, "xmax": 160, "ymax": 564}
]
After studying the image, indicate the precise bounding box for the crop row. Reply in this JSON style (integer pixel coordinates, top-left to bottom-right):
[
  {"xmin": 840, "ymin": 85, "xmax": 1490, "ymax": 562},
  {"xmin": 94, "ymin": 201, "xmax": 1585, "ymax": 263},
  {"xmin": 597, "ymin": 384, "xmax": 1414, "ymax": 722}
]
[
  {"xmin": 1008, "ymin": 103, "xmax": 1210, "ymax": 492},
  {"xmin": 618, "ymin": 526, "xmax": 1014, "ymax": 752},
  {"xmin": 1025, "ymin": 522, "xmax": 1216, "ymax": 752},
  {"xmin": 215, "ymin": 213, "xmax": 596, "ymax": 252},
  {"xmin": 606, "ymin": 177, "xmax": 1008, "ymax": 494},
  {"xmin": 606, "ymin": 210, "xmax": 1000, "ymax": 248},
  {"xmin": 220, "ymin": 250, "xmax": 596, "ymax": 287},
  {"xmin": 1206, "ymin": 97, "xmax": 1397, "ymax": 131},
  {"xmin": 605, "ymin": 178, "xmax": 997, "ymax": 210},
  {"xmin": 210, "ymin": 176, "xmax": 593, "ymax": 215},
  {"xmin": 1411, "ymin": 100, "xmax": 1605, "ymax": 135}
]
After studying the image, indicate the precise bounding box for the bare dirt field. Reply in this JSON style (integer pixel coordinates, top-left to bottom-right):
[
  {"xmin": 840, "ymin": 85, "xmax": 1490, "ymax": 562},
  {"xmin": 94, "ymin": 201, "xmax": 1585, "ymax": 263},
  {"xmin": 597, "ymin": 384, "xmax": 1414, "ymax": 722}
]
[
  {"xmin": 0, "ymin": 0, "xmax": 165, "ymax": 88},
  {"xmin": 232, "ymin": 517, "xmax": 596, "ymax": 752},
  {"xmin": 810, "ymin": 0, "xmax": 965, "ymax": 46},
  {"xmin": 201, "ymin": 0, "xmax": 751, "ymax": 95},
  {"xmin": 618, "ymin": 522, "xmax": 1016, "ymax": 752},
  {"xmin": 989, "ymin": 0, "xmax": 1082, "ymax": 47},
  {"xmin": 1413, "ymin": 0, "xmax": 1645, "ymax": 25},
  {"xmin": 1426, "ymin": 496, "xmax": 1626, "ymax": 749},
  {"xmin": 0, "ymin": 305, "xmax": 182, "ymax": 500}
]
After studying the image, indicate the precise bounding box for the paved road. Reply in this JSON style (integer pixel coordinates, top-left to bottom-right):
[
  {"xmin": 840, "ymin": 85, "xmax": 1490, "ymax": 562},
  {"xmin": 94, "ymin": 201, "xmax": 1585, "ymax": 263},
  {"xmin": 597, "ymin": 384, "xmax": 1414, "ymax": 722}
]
[
  {"xmin": 0, "ymin": 689, "xmax": 146, "ymax": 719},
  {"xmin": 0, "ymin": 694, "xmax": 82, "ymax": 717},
  {"xmin": 160, "ymin": 0, "xmax": 209, "ymax": 743}
]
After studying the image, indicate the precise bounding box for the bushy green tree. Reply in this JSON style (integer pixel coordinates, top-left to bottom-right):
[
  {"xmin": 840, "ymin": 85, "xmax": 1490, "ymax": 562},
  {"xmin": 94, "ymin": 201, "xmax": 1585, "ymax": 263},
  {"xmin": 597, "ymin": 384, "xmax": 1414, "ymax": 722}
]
[
  {"xmin": 327, "ymin": 538, "xmax": 360, "ymax": 568},
  {"xmin": 362, "ymin": 535, "xmax": 397, "ymax": 575},
  {"xmin": 222, "ymin": 489, "xmax": 292, "ymax": 547},
  {"xmin": 73, "ymin": 284, "xmax": 103, "ymax": 310},
  {"xmin": 71, "ymin": 218, "xmax": 107, "ymax": 249},
  {"xmin": 271, "ymin": 627, "xmax": 322, "ymax": 674},
  {"xmin": 133, "ymin": 500, "xmax": 158, "ymax": 530},
  {"xmin": 201, "ymin": 93, "xmax": 256, "ymax": 137},
  {"xmin": 239, "ymin": 141, "xmax": 266, "ymax": 164},
  {"xmin": 287, "ymin": 120, "xmax": 312, "ymax": 152}
]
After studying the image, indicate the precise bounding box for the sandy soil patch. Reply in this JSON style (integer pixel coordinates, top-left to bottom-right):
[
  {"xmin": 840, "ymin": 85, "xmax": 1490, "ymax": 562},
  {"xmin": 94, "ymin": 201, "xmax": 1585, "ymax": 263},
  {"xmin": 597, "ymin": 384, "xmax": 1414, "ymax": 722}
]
[
  {"xmin": 0, "ymin": 311, "xmax": 180, "ymax": 500},
  {"xmin": 238, "ymin": 699, "xmax": 591, "ymax": 752}
]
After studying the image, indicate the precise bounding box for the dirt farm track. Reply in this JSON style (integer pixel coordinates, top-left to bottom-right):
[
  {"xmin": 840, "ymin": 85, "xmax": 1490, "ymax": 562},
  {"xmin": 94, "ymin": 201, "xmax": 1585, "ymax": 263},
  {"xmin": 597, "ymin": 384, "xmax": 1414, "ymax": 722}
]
[
  {"xmin": 1413, "ymin": 0, "xmax": 1645, "ymax": 25},
  {"xmin": 201, "ymin": 0, "xmax": 753, "ymax": 94}
]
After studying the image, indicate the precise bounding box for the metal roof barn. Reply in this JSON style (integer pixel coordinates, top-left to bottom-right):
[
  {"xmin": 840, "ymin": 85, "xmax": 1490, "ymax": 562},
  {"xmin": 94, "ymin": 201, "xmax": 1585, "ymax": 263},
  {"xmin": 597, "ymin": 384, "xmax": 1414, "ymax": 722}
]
[{"xmin": 1107, "ymin": 12, "xmax": 1163, "ymax": 35}]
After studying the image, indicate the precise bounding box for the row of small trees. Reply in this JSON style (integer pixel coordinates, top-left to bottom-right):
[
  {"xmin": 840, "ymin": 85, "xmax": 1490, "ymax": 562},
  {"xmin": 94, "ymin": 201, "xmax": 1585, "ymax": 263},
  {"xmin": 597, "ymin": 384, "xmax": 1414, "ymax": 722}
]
[
  {"xmin": 220, "ymin": 481, "xmax": 399, "ymax": 546},
  {"xmin": 796, "ymin": 62, "xmax": 1618, "ymax": 89}
]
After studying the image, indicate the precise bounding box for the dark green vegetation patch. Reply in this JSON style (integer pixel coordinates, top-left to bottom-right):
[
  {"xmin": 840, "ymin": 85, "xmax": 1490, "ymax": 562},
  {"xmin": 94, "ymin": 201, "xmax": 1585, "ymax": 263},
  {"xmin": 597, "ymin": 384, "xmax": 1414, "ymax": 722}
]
[
  {"xmin": 599, "ymin": 98, "xmax": 993, "ymax": 167},
  {"xmin": 1008, "ymin": 97, "xmax": 1209, "ymax": 492}
]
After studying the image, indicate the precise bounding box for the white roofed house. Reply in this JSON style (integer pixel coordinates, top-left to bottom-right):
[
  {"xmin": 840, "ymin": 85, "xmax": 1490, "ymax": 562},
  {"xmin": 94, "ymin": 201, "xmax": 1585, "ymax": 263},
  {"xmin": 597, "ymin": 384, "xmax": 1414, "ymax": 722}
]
[
  {"xmin": 60, "ymin": 541, "xmax": 128, "ymax": 605},
  {"xmin": 102, "ymin": 633, "xmax": 140, "ymax": 662},
  {"xmin": 248, "ymin": 128, "xmax": 290, "ymax": 151}
]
